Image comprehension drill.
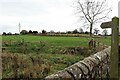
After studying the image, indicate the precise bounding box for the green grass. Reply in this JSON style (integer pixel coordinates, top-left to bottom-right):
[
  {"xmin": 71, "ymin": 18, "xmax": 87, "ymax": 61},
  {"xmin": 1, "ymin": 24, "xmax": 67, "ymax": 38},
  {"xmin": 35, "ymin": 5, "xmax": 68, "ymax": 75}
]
[
  {"xmin": 3, "ymin": 35, "xmax": 116, "ymax": 47},
  {"xmin": 2, "ymin": 35, "xmax": 119, "ymax": 78},
  {"xmin": 95, "ymin": 36, "xmax": 111, "ymax": 46},
  {"xmin": 2, "ymin": 35, "xmax": 90, "ymax": 47},
  {"xmin": 2, "ymin": 35, "xmax": 90, "ymax": 78},
  {"xmin": 2, "ymin": 35, "xmax": 93, "ymax": 54},
  {"xmin": 41, "ymin": 53, "xmax": 84, "ymax": 75},
  {"xmin": 2, "ymin": 35, "xmax": 113, "ymax": 54}
]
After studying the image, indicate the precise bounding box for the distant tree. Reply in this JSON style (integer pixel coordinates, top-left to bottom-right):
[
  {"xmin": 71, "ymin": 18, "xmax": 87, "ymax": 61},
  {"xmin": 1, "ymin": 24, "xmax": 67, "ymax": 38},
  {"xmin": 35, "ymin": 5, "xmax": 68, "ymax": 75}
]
[
  {"xmin": 73, "ymin": 29, "xmax": 79, "ymax": 34},
  {"xmin": 14, "ymin": 33, "xmax": 19, "ymax": 35},
  {"xmin": 94, "ymin": 28, "xmax": 99, "ymax": 35},
  {"xmin": 42, "ymin": 30, "xmax": 46, "ymax": 34},
  {"xmin": 60, "ymin": 32, "xmax": 66, "ymax": 34},
  {"xmin": 66, "ymin": 31, "xmax": 72, "ymax": 34},
  {"xmin": 75, "ymin": 0, "xmax": 111, "ymax": 36},
  {"xmin": 2, "ymin": 32, "xmax": 6, "ymax": 35},
  {"xmin": 33, "ymin": 31, "xmax": 38, "ymax": 34},
  {"xmin": 85, "ymin": 31, "xmax": 89, "ymax": 34},
  {"xmin": 50, "ymin": 30, "xmax": 54, "ymax": 34},
  {"xmin": 29, "ymin": 30, "xmax": 32, "ymax": 34},
  {"xmin": 102, "ymin": 29, "xmax": 108, "ymax": 36},
  {"xmin": 7, "ymin": 32, "xmax": 12, "ymax": 35},
  {"xmin": 20, "ymin": 30, "xmax": 28, "ymax": 35},
  {"xmin": 79, "ymin": 28, "xmax": 84, "ymax": 34}
]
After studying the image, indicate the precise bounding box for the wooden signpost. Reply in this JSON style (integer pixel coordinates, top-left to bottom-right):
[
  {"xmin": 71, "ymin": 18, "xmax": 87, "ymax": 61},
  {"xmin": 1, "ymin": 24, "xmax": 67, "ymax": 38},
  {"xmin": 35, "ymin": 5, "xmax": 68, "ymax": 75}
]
[{"xmin": 100, "ymin": 17, "xmax": 119, "ymax": 79}]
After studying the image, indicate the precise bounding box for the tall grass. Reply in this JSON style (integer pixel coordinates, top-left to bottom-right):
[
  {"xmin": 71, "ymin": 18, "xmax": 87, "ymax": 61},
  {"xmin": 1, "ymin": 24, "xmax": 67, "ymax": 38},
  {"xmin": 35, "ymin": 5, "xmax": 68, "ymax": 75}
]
[{"xmin": 2, "ymin": 52, "xmax": 84, "ymax": 78}]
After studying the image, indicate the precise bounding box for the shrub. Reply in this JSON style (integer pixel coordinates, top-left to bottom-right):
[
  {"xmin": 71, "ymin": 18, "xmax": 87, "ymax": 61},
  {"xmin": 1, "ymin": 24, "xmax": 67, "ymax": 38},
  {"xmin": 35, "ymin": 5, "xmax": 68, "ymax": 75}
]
[{"xmin": 20, "ymin": 30, "xmax": 28, "ymax": 35}]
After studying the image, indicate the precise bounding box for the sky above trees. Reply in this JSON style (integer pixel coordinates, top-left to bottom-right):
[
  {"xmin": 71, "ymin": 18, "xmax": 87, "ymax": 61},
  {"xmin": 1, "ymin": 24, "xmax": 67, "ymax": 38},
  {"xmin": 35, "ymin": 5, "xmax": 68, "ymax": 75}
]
[{"xmin": 0, "ymin": 0, "xmax": 119, "ymax": 34}]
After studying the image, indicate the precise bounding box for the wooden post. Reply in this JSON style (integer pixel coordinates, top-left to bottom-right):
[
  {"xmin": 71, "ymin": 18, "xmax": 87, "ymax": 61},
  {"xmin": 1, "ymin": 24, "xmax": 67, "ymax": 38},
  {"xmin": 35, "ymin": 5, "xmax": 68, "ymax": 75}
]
[
  {"xmin": 100, "ymin": 17, "xmax": 119, "ymax": 79},
  {"xmin": 110, "ymin": 17, "xmax": 119, "ymax": 80}
]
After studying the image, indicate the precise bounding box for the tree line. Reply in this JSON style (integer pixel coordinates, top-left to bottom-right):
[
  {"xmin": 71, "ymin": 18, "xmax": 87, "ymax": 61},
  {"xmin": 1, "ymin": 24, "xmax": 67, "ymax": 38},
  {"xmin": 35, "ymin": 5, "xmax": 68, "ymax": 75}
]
[{"xmin": 2, "ymin": 28, "xmax": 108, "ymax": 36}]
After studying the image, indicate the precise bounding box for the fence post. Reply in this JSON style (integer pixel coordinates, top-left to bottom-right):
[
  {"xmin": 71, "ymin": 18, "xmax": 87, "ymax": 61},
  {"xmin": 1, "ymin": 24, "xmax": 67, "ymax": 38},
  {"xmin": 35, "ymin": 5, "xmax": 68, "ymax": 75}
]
[
  {"xmin": 100, "ymin": 17, "xmax": 119, "ymax": 79},
  {"xmin": 110, "ymin": 17, "xmax": 119, "ymax": 79}
]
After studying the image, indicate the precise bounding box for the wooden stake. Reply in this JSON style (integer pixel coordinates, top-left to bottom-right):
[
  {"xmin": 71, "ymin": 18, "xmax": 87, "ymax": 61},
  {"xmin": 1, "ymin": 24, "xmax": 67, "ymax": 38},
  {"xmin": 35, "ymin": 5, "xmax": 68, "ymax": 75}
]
[{"xmin": 110, "ymin": 17, "xmax": 119, "ymax": 80}]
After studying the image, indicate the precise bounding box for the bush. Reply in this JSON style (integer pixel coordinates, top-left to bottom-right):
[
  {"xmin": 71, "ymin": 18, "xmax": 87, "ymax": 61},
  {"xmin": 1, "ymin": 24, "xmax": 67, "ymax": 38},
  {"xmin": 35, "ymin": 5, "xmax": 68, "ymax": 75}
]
[
  {"xmin": 42, "ymin": 30, "xmax": 46, "ymax": 34},
  {"xmin": 28, "ymin": 30, "xmax": 32, "ymax": 34},
  {"xmin": 2, "ymin": 32, "xmax": 7, "ymax": 35},
  {"xmin": 33, "ymin": 31, "xmax": 38, "ymax": 34},
  {"xmin": 20, "ymin": 30, "xmax": 28, "ymax": 35},
  {"xmin": 84, "ymin": 31, "xmax": 89, "ymax": 34},
  {"xmin": 73, "ymin": 29, "xmax": 79, "ymax": 34}
]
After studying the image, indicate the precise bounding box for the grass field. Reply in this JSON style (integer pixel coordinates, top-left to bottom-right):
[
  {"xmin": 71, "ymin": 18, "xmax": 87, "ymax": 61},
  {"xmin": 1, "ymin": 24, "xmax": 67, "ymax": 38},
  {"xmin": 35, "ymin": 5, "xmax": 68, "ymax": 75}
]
[
  {"xmin": 2, "ymin": 35, "xmax": 92, "ymax": 78},
  {"xmin": 2, "ymin": 35, "xmax": 91, "ymax": 47},
  {"xmin": 2, "ymin": 35, "xmax": 119, "ymax": 78},
  {"xmin": 2, "ymin": 35, "xmax": 113, "ymax": 49}
]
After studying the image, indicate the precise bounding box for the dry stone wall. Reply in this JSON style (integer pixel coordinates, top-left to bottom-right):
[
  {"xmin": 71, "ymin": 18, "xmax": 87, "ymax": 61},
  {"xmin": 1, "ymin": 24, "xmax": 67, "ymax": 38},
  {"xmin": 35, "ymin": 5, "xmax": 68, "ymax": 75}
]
[{"xmin": 45, "ymin": 46, "xmax": 111, "ymax": 80}]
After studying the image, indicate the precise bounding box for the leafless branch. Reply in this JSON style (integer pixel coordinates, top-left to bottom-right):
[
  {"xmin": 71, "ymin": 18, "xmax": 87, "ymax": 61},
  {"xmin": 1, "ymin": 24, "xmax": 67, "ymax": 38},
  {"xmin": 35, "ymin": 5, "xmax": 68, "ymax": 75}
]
[{"xmin": 75, "ymin": 0, "xmax": 111, "ymax": 36}]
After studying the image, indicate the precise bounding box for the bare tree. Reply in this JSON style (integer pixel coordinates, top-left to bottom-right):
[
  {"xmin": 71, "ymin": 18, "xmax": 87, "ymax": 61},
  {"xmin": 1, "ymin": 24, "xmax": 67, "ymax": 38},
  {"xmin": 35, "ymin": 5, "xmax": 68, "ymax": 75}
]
[
  {"xmin": 79, "ymin": 28, "xmax": 84, "ymax": 33},
  {"xmin": 102, "ymin": 29, "xmax": 108, "ymax": 36},
  {"xmin": 75, "ymin": 0, "xmax": 111, "ymax": 36},
  {"xmin": 94, "ymin": 28, "xmax": 99, "ymax": 35}
]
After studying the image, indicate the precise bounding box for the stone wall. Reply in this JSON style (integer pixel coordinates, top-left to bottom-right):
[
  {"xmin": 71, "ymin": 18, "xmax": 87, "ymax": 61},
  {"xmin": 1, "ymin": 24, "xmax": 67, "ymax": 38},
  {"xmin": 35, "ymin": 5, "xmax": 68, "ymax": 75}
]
[{"xmin": 45, "ymin": 46, "xmax": 111, "ymax": 79}]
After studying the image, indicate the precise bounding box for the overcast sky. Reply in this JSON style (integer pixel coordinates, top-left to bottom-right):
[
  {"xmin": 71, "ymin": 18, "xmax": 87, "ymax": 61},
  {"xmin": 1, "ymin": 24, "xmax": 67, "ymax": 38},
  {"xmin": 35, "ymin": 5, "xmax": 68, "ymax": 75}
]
[{"xmin": 0, "ymin": 0, "xmax": 119, "ymax": 34}]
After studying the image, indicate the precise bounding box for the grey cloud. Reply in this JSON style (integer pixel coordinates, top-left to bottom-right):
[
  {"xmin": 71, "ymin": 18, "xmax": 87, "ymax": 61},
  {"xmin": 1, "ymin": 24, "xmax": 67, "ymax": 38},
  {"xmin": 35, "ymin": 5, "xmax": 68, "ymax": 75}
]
[
  {"xmin": 0, "ymin": 0, "xmax": 69, "ymax": 16},
  {"xmin": 0, "ymin": 24, "xmax": 18, "ymax": 34},
  {"xmin": 0, "ymin": 1, "xmax": 47, "ymax": 16}
]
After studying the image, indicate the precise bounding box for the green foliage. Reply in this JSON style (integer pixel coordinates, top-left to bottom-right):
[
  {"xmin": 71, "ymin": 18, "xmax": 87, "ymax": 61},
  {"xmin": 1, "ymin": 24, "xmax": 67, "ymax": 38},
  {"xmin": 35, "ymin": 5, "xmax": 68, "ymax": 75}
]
[
  {"xmin": 73, "ymin": 29, "xmax": 79, "ymax": 34},
  {"xmin": 20, "ymin": 30, "xmax": 28, "ymax": 35},
  {"xmin": 42, "ymin": 30, "xmax": 46, "ymax": 34}
]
